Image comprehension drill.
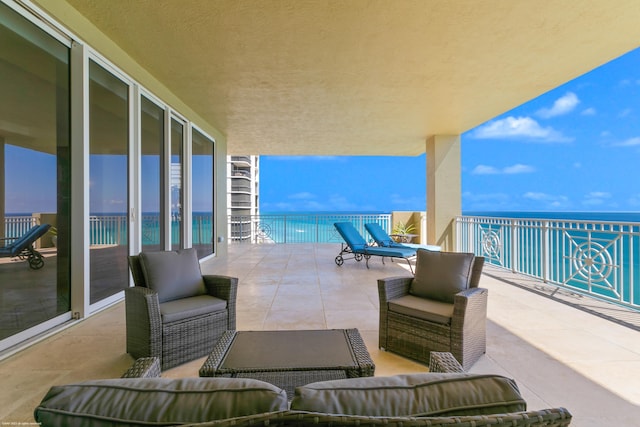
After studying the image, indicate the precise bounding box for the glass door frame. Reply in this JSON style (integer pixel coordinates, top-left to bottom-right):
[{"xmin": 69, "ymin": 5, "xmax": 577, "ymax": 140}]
[
  {"xmin": 167, "ymin": 114, "xmax": 189, "ymax": 251},
  {"xmin": 80, "ymin": 51, "xmax": 135, "ymax": 315},
  {"xmin": 0, "ymin": 0, "xmax": 75, "ymax": 353},
  {"xmin": 190, "ymin": 123, "xmax": 217, "ymax": 260}
]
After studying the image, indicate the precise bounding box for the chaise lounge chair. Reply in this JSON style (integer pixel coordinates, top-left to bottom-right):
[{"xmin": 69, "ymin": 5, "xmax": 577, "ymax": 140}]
[
  {"xmin": 365, "ymin": 222, "xmax": 442, "ymax": 251},
  {"xmin": 333, "ymin": 222, "xmax": 417, "ymax": 273},
  {"xmin": 0, "ymin": 224, "xmax": 51, "ymax": 269}
]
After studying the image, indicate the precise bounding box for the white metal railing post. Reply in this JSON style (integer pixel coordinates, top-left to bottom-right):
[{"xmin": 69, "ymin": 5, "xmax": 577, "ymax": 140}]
[
  {"xmin": 469, "ymin": 217, "xmax": 475, "ymax": 254},
  {"xmin": 542, "ymin": 220, "xmax": 550, "ymax": 283},
  {"xmin": 511, "ymin": 219, "xmax": 517, "ymax": 273}
]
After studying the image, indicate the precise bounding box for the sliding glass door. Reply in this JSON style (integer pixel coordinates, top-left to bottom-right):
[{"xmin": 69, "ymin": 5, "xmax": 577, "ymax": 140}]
[
  {"xmin": 0, "ymin": 2, "xmax": 71, "ymax": 346},
  {"xmin": 88, "ymin": 60, "xmax": 129, "ymax": 304},
  {"xmin": 140, "ymin": 96, "xmax": 164, "ymax": 252},
  {"xmin": 192, "ymin": 128, "xmax": 215, "ymax": 258},
  {"xmin": 170, "ymin": 118, "xmax": 184, "ymax": 250}
]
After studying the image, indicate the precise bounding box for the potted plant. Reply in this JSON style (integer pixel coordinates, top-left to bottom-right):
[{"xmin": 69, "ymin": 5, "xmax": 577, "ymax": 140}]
[
  {"xmin": 48, "ymin": 226, "xmax": 58, "ymax": 247},
  {"xmin": 392, "ymin": 221, "xmax": 416, "ymax": 243}
]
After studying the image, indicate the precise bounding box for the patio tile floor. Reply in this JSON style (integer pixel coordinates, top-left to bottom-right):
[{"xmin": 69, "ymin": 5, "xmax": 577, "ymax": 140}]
[{"xmin": 1, "ymin": 243, "xmax": 639, "ymax": 426}]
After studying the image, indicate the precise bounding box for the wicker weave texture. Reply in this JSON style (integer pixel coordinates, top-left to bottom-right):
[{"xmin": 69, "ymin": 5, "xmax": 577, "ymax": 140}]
[
  {"xmin": 121, "ymin": 357, "xmax": 161, "ymax": 378},
  {"xmin": 161, "ymin": 311, "xmax": 229, "ymax": 370},
  {"xmin": 428, "ymin": 352, "xmax": 465, "ymax": 373}
]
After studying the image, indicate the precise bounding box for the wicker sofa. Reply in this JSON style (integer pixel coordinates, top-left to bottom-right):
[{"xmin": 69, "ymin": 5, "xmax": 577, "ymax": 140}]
[{"xmin": 34, "ymin": 353, "xmax": 572, "ymax": 427}]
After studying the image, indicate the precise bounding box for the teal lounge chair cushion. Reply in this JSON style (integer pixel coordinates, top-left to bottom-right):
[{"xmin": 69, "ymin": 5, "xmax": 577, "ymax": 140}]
[{"xmin": 334, "ymin": 222, "xmax": 368, "ymax": 251}]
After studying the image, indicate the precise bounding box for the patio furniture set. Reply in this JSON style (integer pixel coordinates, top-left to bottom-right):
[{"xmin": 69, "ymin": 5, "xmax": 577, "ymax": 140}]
[{"xmin": 34, "ymin": 236, "xmax": 573, "ymax": 426}]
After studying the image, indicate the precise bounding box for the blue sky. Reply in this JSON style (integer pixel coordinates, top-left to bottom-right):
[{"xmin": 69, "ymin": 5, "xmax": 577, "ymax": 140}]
[{"xmin": 261, "ymin": 47, "xmax": 640, "ymax": 213}]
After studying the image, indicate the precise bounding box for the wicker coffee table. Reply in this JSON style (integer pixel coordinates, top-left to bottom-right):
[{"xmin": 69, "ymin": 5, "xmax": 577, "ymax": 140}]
[{"xmin": 199, "ymin": 328, "xmax": 375, "ymax": 397}]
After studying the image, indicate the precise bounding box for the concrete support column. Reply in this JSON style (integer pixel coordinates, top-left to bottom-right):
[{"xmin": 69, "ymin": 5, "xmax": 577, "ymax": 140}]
[{"xmin": 426, "ymin": 135, "xmax": 461, "ymax": 251}]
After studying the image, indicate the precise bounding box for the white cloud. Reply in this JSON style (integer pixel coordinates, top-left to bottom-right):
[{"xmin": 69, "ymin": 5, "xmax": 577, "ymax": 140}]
[
  {"xmin": 471, "ymin": 163, "xmax": 535, "ymax": 175},
  {"xmin": 472, "ymin": 116, "xmax": 571, "ymax": 142},
  {"xmin": 586, "ymin": 191, "xmax": 611, "ymax": 199},
  {"xmin": 613, "ymin": 137, "xmax": 640, "ymax": 147},
  {"xmin": 471, "ymin": 165, "xmax": 499, "ymax": 175},
  {"xmin": 581, "ymin": 108, "xmax": 596, "ymax": 116},
  {"xmin": 536, "ymin": 92, "xmax": 580, "ymax": 118},
  {"xmin": 523, "ymin": 192, "xmax": 551, "ymax": 201},
  {"xmin": 503, "ymin": 164, "xmax": 535, "ymax": 174}
]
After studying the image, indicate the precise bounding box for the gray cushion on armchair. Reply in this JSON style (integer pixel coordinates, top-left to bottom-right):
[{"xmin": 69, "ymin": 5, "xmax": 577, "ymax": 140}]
[
  {"xmin": 139, "ymin": 248, "xmax": 206, "ymax": 303},
  {"xmin": 410, "ymin": 250, "xmax": 475, "ymax": 303}
]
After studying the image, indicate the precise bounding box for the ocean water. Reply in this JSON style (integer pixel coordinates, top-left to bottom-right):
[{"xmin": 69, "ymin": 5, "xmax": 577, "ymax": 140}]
[
  {"xmin": 249, "ymin": 212, "xmax": 391, "ymax": 244},
  {"xmin": 6, "ymin": 210, "xmax": 640, "ymax": 244},
  {"xmin": 257, "ymin": 210, "xmax": 640, "ymax": 243}
]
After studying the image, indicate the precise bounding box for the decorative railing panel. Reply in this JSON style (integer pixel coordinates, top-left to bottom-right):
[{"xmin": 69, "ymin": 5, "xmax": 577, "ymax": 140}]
[{"xmin": 457, "ymin": 216, "xmax": 640, "ymax": 310}]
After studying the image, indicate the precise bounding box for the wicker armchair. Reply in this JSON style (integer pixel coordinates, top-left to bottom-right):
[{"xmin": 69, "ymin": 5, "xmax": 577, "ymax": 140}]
[
  {"xmin": 378, "ymin": 250, "xmax": 486, "ymax": 370},
  {"xmin": 126, "ymin": 248, "xmax": 238, "ymax": 370}
]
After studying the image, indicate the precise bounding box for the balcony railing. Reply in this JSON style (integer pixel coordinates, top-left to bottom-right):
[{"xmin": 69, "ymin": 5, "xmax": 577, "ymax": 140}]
[
  {"xmin": 457, "ymin": 215, "xmax": 640, "ymax": 311},
  {"xmin": 6, "ymin": 212, "xmax": 638, "ymax": 310},
  {"xmin": 3, "ymin": 215, "xmax": 39, "ymax": 238},
  {"xmin": 230, "ymin": 156, "xmax": 251, "ymax": 164},
  {"xmin": 228, "ymin": 213, "xmax": 392, "ymax": 244}
]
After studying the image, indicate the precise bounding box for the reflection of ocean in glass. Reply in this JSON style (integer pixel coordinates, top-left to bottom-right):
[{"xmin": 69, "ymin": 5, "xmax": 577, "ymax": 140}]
[{"xmin": 2, "ymin": 213, "xmax": 214, "ymax": 245}]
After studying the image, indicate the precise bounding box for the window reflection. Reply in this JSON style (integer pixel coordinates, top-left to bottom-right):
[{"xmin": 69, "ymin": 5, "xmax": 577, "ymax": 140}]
[
  {"xmin": 192, "ymin": 129, "xmax": 215, "ymax": 258},
  {"xmin": 0, "ymin": 2, "xmax": 70, "ymax": 344},
  {"xmin": 170, "ymin": 118, "xmax": 183, "ymax": 250},
  {"xmin": 141, "ymin": 96, "xmax": 164, "ymax": 251},
  {"xmin": 88, "ymin": 60, "xmax": 129, "ymax": 304}
]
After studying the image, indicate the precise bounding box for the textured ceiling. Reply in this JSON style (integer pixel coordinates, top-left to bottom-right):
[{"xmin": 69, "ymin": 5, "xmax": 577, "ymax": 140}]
[{"xmin": 53, "ymin": 0, "xmax": 640, "ymax": 155}]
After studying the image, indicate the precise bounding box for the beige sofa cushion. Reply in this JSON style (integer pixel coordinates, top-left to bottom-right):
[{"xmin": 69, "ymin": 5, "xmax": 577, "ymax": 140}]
[
  {"xmin": 290, "ymin": 373, "xmax": 526, "ymax": 417},
  {"xmin": 34, "ymin": 377, "xmax": 288, "ymax": 427}
]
